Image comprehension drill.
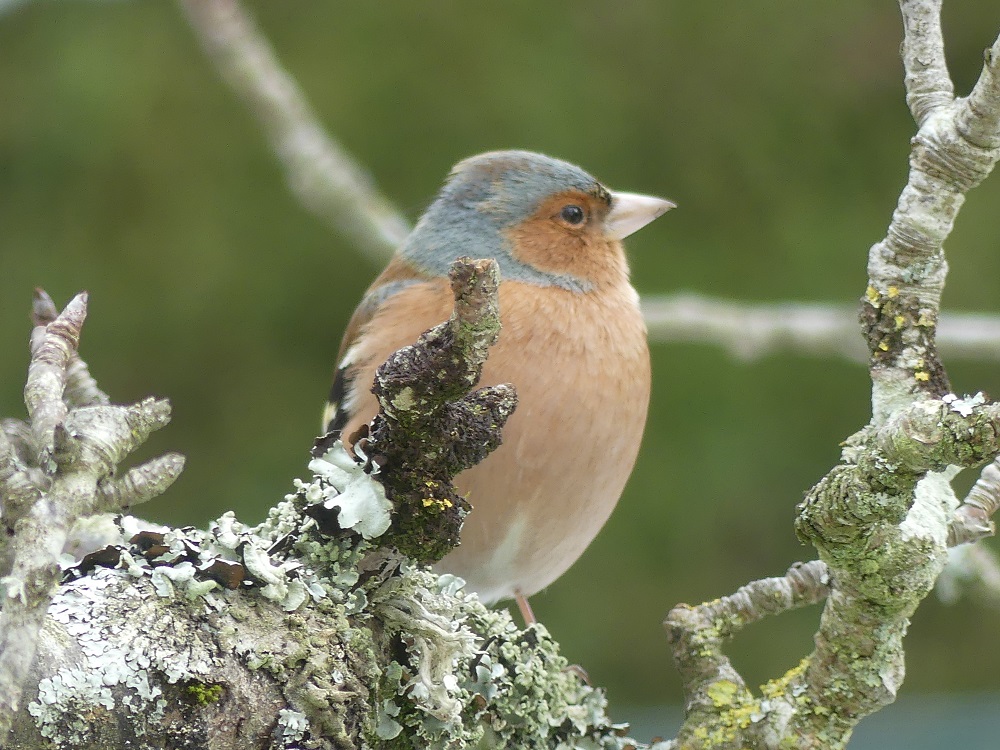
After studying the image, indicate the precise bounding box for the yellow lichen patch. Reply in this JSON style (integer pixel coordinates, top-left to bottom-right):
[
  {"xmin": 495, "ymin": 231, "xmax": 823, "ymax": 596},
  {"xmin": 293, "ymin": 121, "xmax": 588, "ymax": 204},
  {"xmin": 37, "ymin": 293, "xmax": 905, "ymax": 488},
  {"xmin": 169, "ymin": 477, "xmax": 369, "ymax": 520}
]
[
  {"xmin": 887, "ymin": 286, "xmax": 899, "ymax": 298},
  {"xmin": 707, "ymin": 680, "xmax": 741, "ymax": 707},
  {"xmin": 865, "ymin": 286, "xmax": 880, "ymax": 306},
  {"xmin": 894, "ymin": 315, "xmax": 905, "ymax": 330},
  {"xmin": 914, "ymin": 371, "xmax": 930, "ymax": 382},
  {"xmin": 878, "ymin": 340, "xmax": 890, "ymax": 351},
  {"xmin": 421, "ymin": 496, "xmax": 453, "ymax": 511},
  {"xmin": 761, "ymin": 657, "xmax": 809, "ymax": 700}
]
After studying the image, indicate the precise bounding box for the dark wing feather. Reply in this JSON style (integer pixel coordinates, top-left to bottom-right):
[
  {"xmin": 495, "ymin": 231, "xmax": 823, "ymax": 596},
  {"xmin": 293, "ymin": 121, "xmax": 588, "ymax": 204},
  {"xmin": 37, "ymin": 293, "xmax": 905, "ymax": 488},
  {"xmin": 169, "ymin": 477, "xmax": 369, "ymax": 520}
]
[{"xmin": 322, "ymin": 262, "xmax": 430, "ymax": 434}]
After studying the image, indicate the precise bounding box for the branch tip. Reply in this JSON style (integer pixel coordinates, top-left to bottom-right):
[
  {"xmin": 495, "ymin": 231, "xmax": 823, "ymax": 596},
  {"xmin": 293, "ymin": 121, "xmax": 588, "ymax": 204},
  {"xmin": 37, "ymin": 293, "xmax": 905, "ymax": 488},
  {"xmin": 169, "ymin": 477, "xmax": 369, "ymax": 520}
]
[{"xmin": 30, "ymin": 288, "xmax": 58, "ymax": 327}]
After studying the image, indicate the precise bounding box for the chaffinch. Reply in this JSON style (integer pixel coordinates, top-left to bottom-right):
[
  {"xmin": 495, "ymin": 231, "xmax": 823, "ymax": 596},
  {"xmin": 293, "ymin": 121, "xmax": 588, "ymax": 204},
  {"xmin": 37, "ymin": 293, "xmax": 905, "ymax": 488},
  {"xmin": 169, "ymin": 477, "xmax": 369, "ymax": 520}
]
[{"xmin": 324, "ymin": 150, "xmax": 673, "ymax": 622}]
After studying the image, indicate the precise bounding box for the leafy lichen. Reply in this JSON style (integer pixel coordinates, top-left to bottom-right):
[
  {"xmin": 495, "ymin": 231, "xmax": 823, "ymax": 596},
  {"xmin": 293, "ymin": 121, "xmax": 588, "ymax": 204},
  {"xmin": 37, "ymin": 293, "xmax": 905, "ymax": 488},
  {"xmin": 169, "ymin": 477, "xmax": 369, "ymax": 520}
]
[{"xmin": 18, "ymin": 442, "xmax": 646, "ymax": 749}]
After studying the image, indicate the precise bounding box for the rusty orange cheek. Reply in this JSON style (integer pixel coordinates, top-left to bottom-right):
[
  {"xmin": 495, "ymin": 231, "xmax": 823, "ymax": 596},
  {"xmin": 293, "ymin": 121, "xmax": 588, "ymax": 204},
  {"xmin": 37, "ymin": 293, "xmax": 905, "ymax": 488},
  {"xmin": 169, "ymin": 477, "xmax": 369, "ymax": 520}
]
[
  {"xmin": 504, "ymin": 216, "xmax": 627, "ymax": 287},
  {"xmin": 503, "ymin": 191, "xmax": 627, "ymax": 285}
]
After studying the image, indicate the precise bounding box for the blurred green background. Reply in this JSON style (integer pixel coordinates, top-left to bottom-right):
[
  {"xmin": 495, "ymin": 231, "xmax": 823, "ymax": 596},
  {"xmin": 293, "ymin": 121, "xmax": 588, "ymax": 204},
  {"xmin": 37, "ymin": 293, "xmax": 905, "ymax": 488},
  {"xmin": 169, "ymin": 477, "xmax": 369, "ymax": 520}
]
[{"xmin": 2, "ymin": 0, "xmax": 1000, "ymax": 738}]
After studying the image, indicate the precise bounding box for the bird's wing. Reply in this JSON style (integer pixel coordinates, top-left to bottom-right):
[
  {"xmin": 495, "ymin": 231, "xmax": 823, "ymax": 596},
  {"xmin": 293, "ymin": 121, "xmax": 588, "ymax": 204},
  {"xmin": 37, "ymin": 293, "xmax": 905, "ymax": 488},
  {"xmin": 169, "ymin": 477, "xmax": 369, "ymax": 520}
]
[{"xmin": 323, "ymin": 258, "xmax": 433, "ymax": 434}]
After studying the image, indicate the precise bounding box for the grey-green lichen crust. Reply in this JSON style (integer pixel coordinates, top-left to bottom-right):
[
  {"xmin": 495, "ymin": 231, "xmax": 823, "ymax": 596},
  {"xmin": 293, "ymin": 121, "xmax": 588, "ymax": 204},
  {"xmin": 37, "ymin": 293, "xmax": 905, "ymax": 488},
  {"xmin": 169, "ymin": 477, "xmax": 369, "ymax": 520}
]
[{"xmin": 11, "ymin": 441, "xmax": 644, "ymax": 749}]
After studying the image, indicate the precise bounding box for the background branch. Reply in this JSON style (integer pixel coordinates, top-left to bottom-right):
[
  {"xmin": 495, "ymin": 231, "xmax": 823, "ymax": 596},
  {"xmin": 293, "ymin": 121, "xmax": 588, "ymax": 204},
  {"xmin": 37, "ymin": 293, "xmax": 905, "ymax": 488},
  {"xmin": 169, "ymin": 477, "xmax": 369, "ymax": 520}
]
[
  {"xmin": 174, "ymin": 0, "xmax": 1000, "ymax": 371},
  {"xmin": 176, "ymin": 0, "xmax": 409, "ymax": 264},
  {"xmin": 642, "ymin": 293, "xmax": 1000, "ymax": 363}
]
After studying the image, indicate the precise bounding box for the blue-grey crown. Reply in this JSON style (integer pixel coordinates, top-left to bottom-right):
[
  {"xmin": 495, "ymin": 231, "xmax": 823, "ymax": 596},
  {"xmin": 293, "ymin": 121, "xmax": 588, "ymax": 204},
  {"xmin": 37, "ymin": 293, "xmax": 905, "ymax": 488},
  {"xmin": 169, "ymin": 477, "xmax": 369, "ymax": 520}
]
[{"xmin": 399, "ymin": 151, "xmax": 600, "ymax": 292}]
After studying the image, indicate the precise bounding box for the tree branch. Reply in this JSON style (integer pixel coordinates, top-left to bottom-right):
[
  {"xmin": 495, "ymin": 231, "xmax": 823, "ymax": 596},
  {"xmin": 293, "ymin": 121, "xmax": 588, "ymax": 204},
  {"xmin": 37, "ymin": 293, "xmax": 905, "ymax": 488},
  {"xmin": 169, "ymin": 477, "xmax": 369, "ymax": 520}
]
[
  {"xmin": 1, "ymin": 269, "xmax": 638, "ymax": 750},
  {"xmin": 0, "ymin": 294, "xmax": 182, "ymax": 741},
  {"xmin": 31, "ymin": 289, "xmax": 110, "ymax": 409},
  {"xmin": 176, "ymin": 0, "xmax": 410, "ymax": 264},
  {"xmin": 641, "ymin": 293, "xmax": 1000, "ymax": 363},
  {"xmin": 899, "ymin": 0, "xmax": 954, "ymax": 125},
  {"xmin": 361, "ymin": 258, "xmax": 517, "ymax": 562},
  {"xmin": 665, "ymin": 561, "xmax": 829, "ymax": 749},
  {"xmin": 659, "ymin": 3, "xmax": 1000, "ymax": 746},
  {"xmin": 957, "ymin": 27, "xmax": 1000, "ymax": 149}
]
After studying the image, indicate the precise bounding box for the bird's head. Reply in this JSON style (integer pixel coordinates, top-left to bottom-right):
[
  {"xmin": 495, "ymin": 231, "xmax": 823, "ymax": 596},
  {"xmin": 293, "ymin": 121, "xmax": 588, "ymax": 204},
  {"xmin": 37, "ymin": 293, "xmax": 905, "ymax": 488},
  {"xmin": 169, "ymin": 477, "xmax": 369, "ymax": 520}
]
[{"xmin": 401, "ymin": 150, "xmax": 674, "ymax": 291}]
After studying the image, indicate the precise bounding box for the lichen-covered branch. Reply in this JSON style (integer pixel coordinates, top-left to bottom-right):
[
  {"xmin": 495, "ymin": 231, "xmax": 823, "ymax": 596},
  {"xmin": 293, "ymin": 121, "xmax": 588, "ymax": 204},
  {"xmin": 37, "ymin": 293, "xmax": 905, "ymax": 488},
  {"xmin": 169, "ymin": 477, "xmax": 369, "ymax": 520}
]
[
  {"xmin": 661, "ymin": 3, "xmax": 1000, "ymax": 748},
  {"xmin": 664, "ymin": 561, "xmax": 829, "ymax": 748},
  {"xmin": 0, "ymin": 294, "xmax": 183, "ymax": 744},
  {"xmin": 361, "ymin": 257, "xmax": 517, "ymax": 562},
  {"xmin": 788, "ymin": 0, "xmax": 1000, "ymax": 743},
  {"xmin": 899, "ymin": 0, "xmax": 953, "ymax": 125},
  {"xmin": 1, "ymin": 276, "xmax": 638, "ymax": 750},
  {"xmin": 306, "ymin": 257, "xmax": 515, "ymax": 564}
]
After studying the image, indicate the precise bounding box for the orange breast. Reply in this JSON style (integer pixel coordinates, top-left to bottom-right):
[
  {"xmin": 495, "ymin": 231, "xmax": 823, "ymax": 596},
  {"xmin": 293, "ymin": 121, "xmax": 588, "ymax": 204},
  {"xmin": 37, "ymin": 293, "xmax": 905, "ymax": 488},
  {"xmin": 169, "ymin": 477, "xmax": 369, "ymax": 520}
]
[{"xmin": 340, "ymin": 279, "xmax": 651, "ymax": 604}]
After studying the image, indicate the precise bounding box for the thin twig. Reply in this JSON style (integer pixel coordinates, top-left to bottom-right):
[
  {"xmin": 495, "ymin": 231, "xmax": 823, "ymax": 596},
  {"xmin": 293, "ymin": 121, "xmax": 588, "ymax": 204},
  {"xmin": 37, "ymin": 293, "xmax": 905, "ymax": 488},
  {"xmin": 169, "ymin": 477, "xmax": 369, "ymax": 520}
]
[
  {"xmin": 899, "ymin": 0, "xmax": 954, "ymax": 125},
  {"xmin": 642, "ymin": 293, "xmax": 1000, "ymax": 363},
  {"xmin": 957, "ymin": 29, "xmax": 1000, "ymax": 149},
  {"xmin": 176, "ymin": 0, "xmax": 410, "ymax": 264},
  {"xmin": 949, "ymin": 455, "xmax": 1000, "ymax": 546}
]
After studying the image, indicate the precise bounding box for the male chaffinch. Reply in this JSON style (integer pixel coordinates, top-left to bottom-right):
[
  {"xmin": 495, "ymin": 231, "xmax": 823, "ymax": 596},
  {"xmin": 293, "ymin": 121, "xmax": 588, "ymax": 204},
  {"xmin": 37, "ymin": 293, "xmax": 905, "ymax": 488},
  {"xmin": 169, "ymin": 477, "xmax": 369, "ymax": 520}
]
[{"xmin": 324, "ymin": 150, "xmax": 673, "ymax": 622}]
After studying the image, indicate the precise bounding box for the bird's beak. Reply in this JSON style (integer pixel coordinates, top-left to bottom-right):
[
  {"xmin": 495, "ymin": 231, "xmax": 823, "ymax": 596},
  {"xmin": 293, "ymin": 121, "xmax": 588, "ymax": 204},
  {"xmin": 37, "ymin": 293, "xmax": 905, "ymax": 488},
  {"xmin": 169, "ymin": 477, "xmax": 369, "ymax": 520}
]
[{"xmin": 605, "ymin": 191, "xmax": 676, "ymax": 240}]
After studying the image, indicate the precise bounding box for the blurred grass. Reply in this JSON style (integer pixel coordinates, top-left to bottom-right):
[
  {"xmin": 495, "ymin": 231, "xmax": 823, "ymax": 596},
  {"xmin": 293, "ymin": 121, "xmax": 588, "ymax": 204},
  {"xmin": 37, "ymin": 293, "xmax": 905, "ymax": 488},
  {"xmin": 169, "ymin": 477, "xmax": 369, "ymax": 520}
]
[{"xmin": 2, "ymin": 0, "xmax": 1000, "ymax": 714}]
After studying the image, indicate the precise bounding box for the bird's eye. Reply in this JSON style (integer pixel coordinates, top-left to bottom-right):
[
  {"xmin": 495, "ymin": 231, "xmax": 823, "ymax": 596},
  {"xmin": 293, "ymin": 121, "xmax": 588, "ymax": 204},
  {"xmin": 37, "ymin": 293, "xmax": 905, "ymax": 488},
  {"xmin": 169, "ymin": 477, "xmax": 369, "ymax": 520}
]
[{"xmin": 559, "ymin": 205, "xmax": 586, "ymax": 225}]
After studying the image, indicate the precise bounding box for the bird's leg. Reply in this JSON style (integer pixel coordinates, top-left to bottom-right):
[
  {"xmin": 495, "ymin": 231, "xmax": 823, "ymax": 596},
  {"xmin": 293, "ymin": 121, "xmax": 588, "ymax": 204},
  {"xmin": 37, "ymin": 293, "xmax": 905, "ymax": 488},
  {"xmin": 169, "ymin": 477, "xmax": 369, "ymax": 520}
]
[{"xmin": 515, "ymin": 589, "xmax": 536, "ymax": 625}]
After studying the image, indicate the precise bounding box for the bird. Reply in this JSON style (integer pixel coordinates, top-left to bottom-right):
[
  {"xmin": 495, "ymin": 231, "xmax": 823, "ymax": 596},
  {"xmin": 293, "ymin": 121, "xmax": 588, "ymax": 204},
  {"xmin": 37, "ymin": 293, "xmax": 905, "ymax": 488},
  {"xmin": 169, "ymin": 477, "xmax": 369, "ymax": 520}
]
[{"xmin": 323, "ymin": 150, "xmax": 673, "ymax": 623}]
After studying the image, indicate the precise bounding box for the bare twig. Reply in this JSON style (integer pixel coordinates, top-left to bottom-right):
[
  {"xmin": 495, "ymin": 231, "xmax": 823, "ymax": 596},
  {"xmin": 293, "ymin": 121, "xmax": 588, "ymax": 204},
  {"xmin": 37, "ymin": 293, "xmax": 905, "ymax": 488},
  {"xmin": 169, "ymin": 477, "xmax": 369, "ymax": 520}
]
[
  {"xmin": 176, "ymin": 0, "xmax": 410, "ymax": 264},
  {"xmin": 96, "ymin": 453, "xmax": 186, "ymax": 511},
  {"xmin": 957, "ymin": 29, "xmax": 1000, "ymax": 148},
  {"xmin": 949, "ymin": 454, "xmax": 1000, "ymax": 546},
  {"xmin": 642, "ymin": 293, "xmax": 1000, "ymax": 363},
  {"xmin": 32, "ymin": 289, "xmax": 109, "ymax": 408},
  {"xmin": 899, "ymin": 0, "xmax": 954, "ymax": 125},
  {"xmin": 23, "ymin": 293, "xmax": 86, "ymax": 469}
]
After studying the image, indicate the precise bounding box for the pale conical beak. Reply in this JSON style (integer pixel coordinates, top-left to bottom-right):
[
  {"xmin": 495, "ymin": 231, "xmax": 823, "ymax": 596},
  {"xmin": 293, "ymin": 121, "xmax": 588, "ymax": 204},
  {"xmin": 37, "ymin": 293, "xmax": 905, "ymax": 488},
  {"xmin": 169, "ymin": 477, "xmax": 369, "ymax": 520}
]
[{"xmin": 605, "ymin": 191, "xmax": 676, "ymax": 240}]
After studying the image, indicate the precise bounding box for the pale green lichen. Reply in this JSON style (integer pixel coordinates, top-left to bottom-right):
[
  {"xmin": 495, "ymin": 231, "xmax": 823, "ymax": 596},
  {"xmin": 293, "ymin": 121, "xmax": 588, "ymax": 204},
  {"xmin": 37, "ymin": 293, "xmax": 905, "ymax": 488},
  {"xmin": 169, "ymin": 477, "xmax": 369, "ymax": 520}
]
[
  {"xmin": 304, "ymin": 442, "xmax": 393, "ymax": 539},
  {"xmin": 21, "ymin": 442, "xmax": 647, "ymax": 749},
  {"xmin": 363, "ymin": 568, "xmax": 637, "ymax": 749},
  {"xmin": 27, "ymin": 567, "xmax": 207, "ymax": 744}
]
